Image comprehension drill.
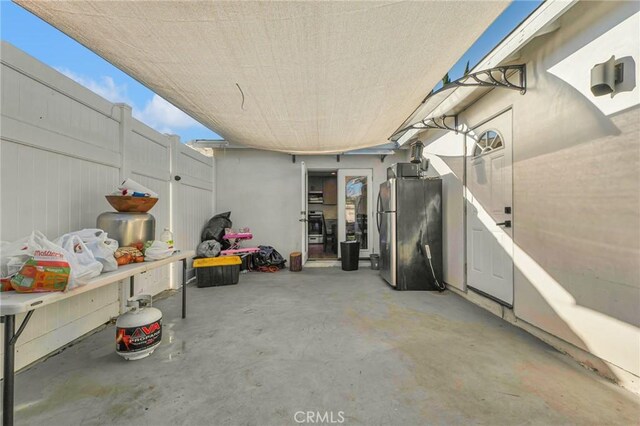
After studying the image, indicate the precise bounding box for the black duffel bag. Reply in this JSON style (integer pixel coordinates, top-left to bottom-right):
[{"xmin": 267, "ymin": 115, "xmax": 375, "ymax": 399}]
[{"xmin": 252, "ymin": 245, "xmax": 286, "ymax": 270}]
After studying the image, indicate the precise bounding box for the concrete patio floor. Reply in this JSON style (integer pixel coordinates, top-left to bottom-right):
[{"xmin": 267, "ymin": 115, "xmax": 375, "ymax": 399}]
[{"xmin": 9, "ymin": 268, "xmax": 639, "ymax": 425}]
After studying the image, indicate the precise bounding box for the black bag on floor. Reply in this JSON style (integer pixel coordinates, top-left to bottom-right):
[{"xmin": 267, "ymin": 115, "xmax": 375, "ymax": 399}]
[
  {"xmin": 252, "ymin": 245, "xmax": 286, "ymax": 270},
  {"xmin": 201, "ymin": 212, "xmax": 232, "ymax": 248}
]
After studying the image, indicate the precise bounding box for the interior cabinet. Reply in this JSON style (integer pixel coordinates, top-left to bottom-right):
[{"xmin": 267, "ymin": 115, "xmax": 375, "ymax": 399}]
[
  {"xmin": 323, "ymin": 177, "xmax": 337, "ymax": 205},
  {"xmin": 308, "ymin": 176, "xmax": 323, "ymax": 192}
]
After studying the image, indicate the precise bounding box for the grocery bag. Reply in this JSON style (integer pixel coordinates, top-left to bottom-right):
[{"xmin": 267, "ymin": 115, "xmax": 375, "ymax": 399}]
[
  {"xmin": 0, "ymin": 236, "xmax": 30, "ymax": 279},
  {"xmin": 11, "ymin": 232, "xmax": 72, "ymax": 292},
  {"xmin": 54, "ymin": 234, "xmax": 103, "ymax": 286},
  {"xmin": 144, "ymin": 241, "xmax": 173, "ymax": 261},
  {"xmin": 57, "ymin": 229, "xmax": 118, "ymax": 272}
]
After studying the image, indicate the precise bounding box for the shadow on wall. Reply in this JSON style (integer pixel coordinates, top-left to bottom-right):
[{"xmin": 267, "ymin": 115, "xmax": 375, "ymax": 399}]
[
  {"xmin": 464, "ymin": 197, "xmax": 629, "ymax": 383},
  {"xmin": 511, "ymin": 102, "xmax": 640, "ymax": 327},
  {"xmin": 511, "ymin": 7, "xmax": 640, "ymax": 334},
  {"xmin": 471, "ymin": 0, "xmax": 639, "ymax": 323},
  {"xmin": 518, "ymin": 1, "xmax": 640, "ymax": 162},
  {"xmin": 517, "ymin": 59, "xmax": 621, "ymax": 162},
  {"xmin": 428, "ymin": 138, "xmax": 623, "ymax": 382},
  {"xmin": 464, "ymin": 77, "xmax": 640, "ymax": 378},
  {"xmin": 423, "ymin": 52, "xmax": 639, "ymax": 384}
]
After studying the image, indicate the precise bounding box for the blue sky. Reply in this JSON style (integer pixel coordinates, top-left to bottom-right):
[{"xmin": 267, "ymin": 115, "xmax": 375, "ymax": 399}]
[
  {"xmin": 1, "ymin": 0, "xmax": 541, "ymax": 143},
  {"xmin": 437, "ymin": 0, "xmax": 542, "ymax": 89}
]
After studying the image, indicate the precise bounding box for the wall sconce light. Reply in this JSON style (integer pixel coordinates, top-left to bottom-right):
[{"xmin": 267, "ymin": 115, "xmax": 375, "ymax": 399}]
[
  {"xmin": 409, "ymin": 140, "xmax": 425, "ymax": 163},
  {"xmin": 591, "ymin": 56, "xmax": 624, "ymax": 97}
]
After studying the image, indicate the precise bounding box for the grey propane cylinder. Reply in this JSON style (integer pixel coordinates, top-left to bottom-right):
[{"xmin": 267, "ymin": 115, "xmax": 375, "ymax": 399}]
[{"xmin": 115, "ymin": 295, "xmax": 162, "ymax": 361}]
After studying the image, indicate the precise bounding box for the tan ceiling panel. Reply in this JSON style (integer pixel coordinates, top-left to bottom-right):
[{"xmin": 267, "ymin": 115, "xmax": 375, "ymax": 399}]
[{"xmin": 17, "ymin": 1, "xmax": 508, "ymax": 153}]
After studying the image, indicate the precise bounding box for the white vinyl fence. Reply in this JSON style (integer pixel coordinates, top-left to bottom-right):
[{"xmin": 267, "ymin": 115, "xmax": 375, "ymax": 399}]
[{"xmin": 0, "ymin": 42, "xmax": 214, "ymax": 376}]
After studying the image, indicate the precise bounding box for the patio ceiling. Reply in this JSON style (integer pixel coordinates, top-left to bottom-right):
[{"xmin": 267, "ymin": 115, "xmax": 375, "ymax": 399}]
[{"xmin": 17, "ymin": 1, "xmax": 508, "ymax": 154}]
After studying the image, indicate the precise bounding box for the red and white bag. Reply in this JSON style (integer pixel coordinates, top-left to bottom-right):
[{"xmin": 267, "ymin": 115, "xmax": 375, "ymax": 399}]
[
  {"xmin": 10, "ymin": 232, "xmax": 73, "ymax": 292},
  {"xmin": 8, "ymin": 231, "xmax": 103, "ymax": 292},
  {"xmin": 54, "ymin": 233, "xmax": 103, "ymax": 286},
  {"xmin": 55, "ymin": 229, "xmax": 118, "ymax": 272}
]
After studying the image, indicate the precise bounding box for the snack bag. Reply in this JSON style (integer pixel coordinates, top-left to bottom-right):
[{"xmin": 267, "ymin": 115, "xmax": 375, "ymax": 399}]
[
  {"xmin": 115, "ymin": 246, "xmax": 144, "ymax": 266},
  {"xmin": 11, "ymin": 249, "xmax": 71, "ymax": 292},
  {"xmin": 0, "ymin": 278, "xmax": 14, "ymax": 292}
]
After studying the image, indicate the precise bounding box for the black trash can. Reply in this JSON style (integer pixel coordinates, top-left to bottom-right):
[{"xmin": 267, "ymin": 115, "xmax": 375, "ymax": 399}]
[{"xmin": 340, "ymin": 241, "xmax": 360, "ymax": 271}]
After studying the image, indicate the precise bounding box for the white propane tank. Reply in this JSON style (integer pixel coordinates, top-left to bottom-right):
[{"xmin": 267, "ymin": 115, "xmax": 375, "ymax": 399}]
[{"xmin": 115, "ymin": 294, "xmax": 162, "ymax": 360}]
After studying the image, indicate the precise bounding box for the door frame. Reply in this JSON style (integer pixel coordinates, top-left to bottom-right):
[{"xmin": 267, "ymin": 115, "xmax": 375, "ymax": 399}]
[
  {"xmin": 337, "ymin": 168, "xmax": 374, "ymax": 258},
  {"xmin": 463, "ymin": 106, "xmax": 515, "ymax": 306},
  {"xmin": 305, "ymin": 168, "xmax": 339, "ymax": 261},
  {"xmin": 300, "ymin": 161, "xmax": 309, "ymax": 263}
]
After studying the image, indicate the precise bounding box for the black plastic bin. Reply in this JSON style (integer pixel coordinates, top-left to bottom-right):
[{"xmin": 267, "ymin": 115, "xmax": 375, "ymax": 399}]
[
  {"xmin": 194, "ymin": 256, "xmax": 241, "ymax": 287},
  {"xmin": 340, "ymin": 241, "xmax": 360, "ymax": 271}
]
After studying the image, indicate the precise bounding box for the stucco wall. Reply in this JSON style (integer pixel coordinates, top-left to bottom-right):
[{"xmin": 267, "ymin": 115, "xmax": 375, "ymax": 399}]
[
  {"xmin": 421, "ymin": 131, "xmax": 466, "ymax": 290},
  {"xmin": 421, "ymin": 0, "xmax": 640, "ymax": 382},
  {"xmin": 213, "ymin": 149, "xmax": 408, "ymax": 258}
]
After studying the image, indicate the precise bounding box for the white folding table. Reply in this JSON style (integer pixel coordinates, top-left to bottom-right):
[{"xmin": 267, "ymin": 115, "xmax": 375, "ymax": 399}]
[{"xmin": 0, "ymin": 250, "xmax": 194, "ymax": 426}]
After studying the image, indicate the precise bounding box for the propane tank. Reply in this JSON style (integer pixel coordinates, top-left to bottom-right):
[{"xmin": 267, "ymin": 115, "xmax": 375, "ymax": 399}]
[{"xmin": 115, "ymin": 294, "xmax": 162, "ymax": 360}]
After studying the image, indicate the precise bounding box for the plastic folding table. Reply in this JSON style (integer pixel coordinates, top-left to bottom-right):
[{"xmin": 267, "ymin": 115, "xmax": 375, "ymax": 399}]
[{"xmin": 0, "ymin": 250, "xmax": 194, "ymax": 426}]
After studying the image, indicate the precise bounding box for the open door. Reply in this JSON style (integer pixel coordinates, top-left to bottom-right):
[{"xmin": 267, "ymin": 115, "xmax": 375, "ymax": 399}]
[
  {"xmin": 338, "ymin": 169, "xmax": 373, "ymax": 258},
  {"xmin": 300, "ymin": 161, "xmax": 308, "ymax": 263}
]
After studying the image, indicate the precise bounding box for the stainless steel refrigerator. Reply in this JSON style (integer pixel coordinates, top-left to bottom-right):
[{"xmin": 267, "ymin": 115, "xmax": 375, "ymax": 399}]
[{"xmin": 377, "ymin": 168, "xmax": 443, "ymax": 291}]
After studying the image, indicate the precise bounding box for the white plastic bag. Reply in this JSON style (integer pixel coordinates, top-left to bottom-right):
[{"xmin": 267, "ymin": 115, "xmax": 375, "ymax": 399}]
[
  {"xmin": 10, "ymin": 231, "xmax": 73, "ymax": 292},
  {"xmin": 144, "ymin": 241, "xmax": 173, "ymax": 261},
  {"xmin": 1, "ymin": 231, "xmax": 64, "ymax": 279},
  {"xmin": 86, "ymin": 233, "xmax": 118, "ymax": 272},
  {"xmin": 57, "ymin": 229, "xmax": 118, "ymax": 272},
  {"xmin": 54, "ymin": 234, "xmax": 103, "ymax": 287},
  {"xmin": 117, "ymin": 178, "xmax": 159, "ymax": 198},
  {"xmin": 0, "ymin": 236, "xmax": 30, "ymax": 278}
]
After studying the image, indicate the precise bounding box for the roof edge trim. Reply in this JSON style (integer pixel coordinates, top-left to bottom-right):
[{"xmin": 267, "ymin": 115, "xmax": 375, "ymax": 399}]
[{"xmin": 390, "ymin": 64, "xmax": 526, "ymax": 141}]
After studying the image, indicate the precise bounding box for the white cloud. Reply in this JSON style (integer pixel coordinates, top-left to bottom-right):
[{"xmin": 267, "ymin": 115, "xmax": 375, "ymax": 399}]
[
  {"xmin": 55, "ymin": 68, "xmax": 206, "ymax": 135},
  {"xmin": 133, "ymin": 94, "xmax": 203, "ymax": 134},
  {"xmin": 56, "ymin": 67, "xmax": 131, "ymax": 105}
]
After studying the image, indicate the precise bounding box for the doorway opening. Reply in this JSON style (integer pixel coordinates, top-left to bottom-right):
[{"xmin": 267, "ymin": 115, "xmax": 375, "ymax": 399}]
[{"xmin": 307, "ymin": 170, "xmax": 339, "ymax": 260}]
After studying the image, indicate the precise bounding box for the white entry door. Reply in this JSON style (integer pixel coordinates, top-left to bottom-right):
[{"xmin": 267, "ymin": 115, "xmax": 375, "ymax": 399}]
[
  {"xmin": 337, "ymin": 169, "xmax": 373, "ymax": 258},
  {"xmin": 466, "ymin": 110, "xmax": 514, "ymax": 306},
  {"xmin": 300, "ymin": 161, "xmax": 308, "ymax": 263}
]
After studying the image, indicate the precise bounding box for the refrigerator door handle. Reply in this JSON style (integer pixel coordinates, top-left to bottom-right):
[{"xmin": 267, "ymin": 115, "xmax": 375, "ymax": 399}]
[{"xmin": 376, "ymin": 192, "xmax": 382, "ymax": 232}]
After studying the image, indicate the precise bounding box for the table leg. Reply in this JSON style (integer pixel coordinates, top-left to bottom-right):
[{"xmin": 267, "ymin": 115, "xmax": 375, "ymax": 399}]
[
  {"xmin": 129, "ymin": 275, "xmax": 135, "ymax": 298},
  {"xmin": 3, "ymin": 315, "xmax": 15, "ymax": 426},
  {"xmin": 2, "ymin": 310, "xmax": 33, "ymax": 426},
  {"xmin": 182, "ymin": 258, "xmax": 187, "ymax": 319}
]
